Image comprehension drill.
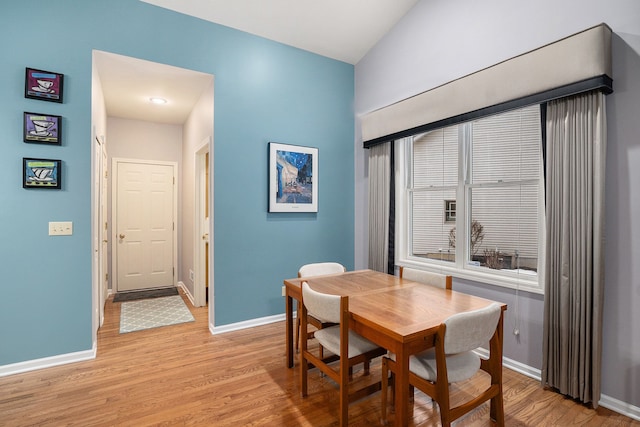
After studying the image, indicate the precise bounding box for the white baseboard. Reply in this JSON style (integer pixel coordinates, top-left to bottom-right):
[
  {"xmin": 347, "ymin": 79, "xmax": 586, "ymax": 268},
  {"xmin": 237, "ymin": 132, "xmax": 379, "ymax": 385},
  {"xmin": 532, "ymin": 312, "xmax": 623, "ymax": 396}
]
[
  {"xmin": 0, "ymin": 344, "xmax": 96, "ymax": 378},
  {"xmin": 177, "ymin": 281, "xmax": 196, "ymax": 306},
  {"xmin": 599, "ymin": 394, "xmax": 640, "ymax": 421},
  {"xmin": 209, "ymin": 313, "xmax": 285, "ymax": 335},
  {"xmin": 474, "ymin": 348, "xmax": 640, "ymax": 421},
  {"xmin": 474, "ymin": 348, "xmax": 542, "ymax": 380}
]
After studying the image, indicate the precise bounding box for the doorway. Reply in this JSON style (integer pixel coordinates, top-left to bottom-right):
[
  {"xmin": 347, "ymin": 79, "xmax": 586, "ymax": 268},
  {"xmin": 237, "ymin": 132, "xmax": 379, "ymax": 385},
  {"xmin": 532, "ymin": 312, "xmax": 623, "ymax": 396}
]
[
  {"xmin": 91, "ymin": 50, "xmax": 214, "ymax": 340},
  {"xmin": 92, "ymin": 132, "xmax": 109, "ymax": 329}
]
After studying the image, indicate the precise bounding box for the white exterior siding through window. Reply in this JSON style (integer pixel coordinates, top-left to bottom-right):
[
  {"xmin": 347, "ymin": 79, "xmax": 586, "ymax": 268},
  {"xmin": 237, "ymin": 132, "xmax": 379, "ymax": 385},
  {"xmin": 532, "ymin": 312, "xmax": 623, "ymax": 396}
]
[{"xmin": 406, "ymin": 104, "xmax": 543, "ymax": 284}]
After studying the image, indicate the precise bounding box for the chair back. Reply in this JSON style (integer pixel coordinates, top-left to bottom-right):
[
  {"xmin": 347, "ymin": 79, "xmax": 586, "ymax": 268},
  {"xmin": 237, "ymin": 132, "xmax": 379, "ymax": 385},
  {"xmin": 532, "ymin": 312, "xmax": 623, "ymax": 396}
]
[
  {"xmin": 301, "ymin": 281, "xmax": 342, "ymax": 324},
  {"xmin": 299, "ymin": 262, "xmax": 346, "ymax": 278},
  {"xmin": 400, "ymin": 266, "xmax": 452, "ymax": 289},
  {"xmin": 443, "ymin": 302, "xmax": 501, "ymax": 354}
]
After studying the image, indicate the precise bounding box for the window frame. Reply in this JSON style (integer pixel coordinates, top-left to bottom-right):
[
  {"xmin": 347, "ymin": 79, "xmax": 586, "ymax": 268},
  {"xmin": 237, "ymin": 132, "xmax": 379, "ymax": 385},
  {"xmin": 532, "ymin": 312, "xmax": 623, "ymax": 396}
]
[{"xmin": 395, "ymin": 107, "xmax": 546, "ymax": 295}]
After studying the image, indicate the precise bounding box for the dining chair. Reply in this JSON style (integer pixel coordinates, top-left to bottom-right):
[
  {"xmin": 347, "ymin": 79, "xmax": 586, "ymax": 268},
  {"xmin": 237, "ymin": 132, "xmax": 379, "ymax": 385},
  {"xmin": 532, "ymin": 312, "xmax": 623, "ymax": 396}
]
[
  {"xmin": 399, "ymin": 266, "xmax": 452, "ymax": 290},
  {"xmin": 296, "ymin": 262, "xmax": 346, "ymax": 356},
  {"xmin": 300, "ymin": 281, "xmax": 387, "ymax": 427},
  {"xmin": 381, "ymin": 302, "xmax": 504, "ymax": 427}
]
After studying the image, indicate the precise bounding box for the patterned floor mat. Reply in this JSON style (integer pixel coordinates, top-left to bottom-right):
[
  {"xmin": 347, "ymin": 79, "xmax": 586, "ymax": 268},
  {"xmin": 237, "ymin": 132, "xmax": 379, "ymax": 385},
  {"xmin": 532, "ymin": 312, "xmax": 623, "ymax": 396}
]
[{"xmin": 120, "ymin": 295, "xmax": 195, "ymax": 333}]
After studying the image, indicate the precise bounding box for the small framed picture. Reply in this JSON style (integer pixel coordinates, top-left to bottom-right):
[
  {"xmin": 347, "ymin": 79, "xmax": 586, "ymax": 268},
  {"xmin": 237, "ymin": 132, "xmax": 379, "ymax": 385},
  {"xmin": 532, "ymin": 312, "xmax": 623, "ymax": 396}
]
[
  {"xmin": 23, "ymin": 112, "xmax": 62, "ymax": 145},
  {"xmin": 25, "ymin": 67, "xmax": 64, "ymax": 103},
  {"xmin": 23, "ymin": 158, "xmax": 62, "ymax": 189},
  {"xmin": 269, "ymin": 142, "xmax": 318, "ymax": 212}
]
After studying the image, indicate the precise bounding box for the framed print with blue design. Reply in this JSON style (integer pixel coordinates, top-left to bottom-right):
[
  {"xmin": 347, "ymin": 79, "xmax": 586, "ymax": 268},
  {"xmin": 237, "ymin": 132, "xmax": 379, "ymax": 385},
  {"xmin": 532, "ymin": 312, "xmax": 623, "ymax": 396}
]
[
  {"xmin": 269, "ymin": 142, "xmax": 318, "ymax": 212},
  {"xmin": 23, "ymin": 158, "xmax": 62, "ymax": 189}
]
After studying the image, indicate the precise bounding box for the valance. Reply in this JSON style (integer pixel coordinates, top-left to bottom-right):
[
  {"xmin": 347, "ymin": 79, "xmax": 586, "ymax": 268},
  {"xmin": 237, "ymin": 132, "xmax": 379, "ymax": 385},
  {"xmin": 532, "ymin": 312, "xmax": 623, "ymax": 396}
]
[{"xmin": 362, "ymin": 23, "xmax": 612, "ymax": 148}]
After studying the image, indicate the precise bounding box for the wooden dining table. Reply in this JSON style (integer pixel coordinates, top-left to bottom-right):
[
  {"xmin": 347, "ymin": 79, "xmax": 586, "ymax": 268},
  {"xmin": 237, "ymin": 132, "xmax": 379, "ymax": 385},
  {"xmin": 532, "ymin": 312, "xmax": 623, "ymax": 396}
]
[{"xmin": 284, "ymin": 269, "xmax": 507, "ymax": 427}]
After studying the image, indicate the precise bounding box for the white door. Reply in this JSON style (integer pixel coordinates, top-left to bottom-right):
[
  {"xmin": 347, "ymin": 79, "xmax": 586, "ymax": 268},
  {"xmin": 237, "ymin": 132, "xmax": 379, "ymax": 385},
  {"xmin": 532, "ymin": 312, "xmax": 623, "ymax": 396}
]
[
  {"xmin": 115, "ymin": 159, "xmax": 176, "ymax": 292},
  {"xmin": 194, "ymin": 139, "xmax": 211, "ymax": 307},
  {"xmin": 100, "ymin": 147, "xmax": 108, "ymax": 318}
]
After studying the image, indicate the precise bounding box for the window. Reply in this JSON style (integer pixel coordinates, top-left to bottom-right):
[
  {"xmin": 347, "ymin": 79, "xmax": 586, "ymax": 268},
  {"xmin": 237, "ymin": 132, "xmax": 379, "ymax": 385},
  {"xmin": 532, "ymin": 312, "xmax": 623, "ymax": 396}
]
[
  {"xmin": 444, "ymin": 200, "xmax": 456, "ymax": 222},
  {"xmin": 398, "ymin": 105, "xmax": 545, "ymax": 292}
]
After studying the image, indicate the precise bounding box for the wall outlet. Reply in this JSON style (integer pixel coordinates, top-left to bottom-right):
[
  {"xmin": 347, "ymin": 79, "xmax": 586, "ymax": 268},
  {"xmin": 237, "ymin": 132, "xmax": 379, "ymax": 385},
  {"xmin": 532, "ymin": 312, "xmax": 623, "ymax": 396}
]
[
  {"xmin": 189, "ymin": 269, "xmax": 194, "ymax": 282},
  {"xmin": 282, "ymin": 285, "xmax": 286, "ymax": 297},
  {"xmin": 49, "ymin": 221, "xmax": 73, "ymax": 236}
]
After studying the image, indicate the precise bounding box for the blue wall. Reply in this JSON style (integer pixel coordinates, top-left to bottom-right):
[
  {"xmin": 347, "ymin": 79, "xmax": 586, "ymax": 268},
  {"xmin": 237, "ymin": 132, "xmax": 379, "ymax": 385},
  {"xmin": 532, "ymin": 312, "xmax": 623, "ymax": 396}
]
[{"xmin": 0, "ymin": 0, "xmax": 354, "ymax": 365}]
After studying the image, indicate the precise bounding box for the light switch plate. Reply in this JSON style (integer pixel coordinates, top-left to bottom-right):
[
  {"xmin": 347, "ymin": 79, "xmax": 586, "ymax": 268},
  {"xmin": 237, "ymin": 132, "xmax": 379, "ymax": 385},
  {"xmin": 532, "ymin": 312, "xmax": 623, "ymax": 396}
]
[{"xmin": 49, "ymin": 221, "xmax": 73, "ymax": 236}]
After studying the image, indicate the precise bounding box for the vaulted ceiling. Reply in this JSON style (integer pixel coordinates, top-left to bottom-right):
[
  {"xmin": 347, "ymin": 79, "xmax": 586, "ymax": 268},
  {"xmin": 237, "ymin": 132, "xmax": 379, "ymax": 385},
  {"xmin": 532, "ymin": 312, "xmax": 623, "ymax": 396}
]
[
  {"xmin": 141, "ymin": 0, "xmax": 419, "ymax": 64},
  {"xmin": 97, "ymin": 1, "xmax": 418, "ymax": 123}
]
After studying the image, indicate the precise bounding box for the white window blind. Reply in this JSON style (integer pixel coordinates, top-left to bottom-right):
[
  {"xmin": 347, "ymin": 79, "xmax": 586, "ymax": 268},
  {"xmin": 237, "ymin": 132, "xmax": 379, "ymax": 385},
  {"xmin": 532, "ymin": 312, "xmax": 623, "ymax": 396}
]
[{"xmin": 403, "ymin": 104, "xmax": 544, "ymax": 292}]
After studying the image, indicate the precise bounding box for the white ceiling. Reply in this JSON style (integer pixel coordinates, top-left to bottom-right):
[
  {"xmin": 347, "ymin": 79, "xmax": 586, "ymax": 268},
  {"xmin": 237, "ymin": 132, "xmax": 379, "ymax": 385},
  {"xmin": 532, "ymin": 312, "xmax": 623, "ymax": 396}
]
[
  {"xmin": 141, "ymin": 0, "xmax": 419, "ymax": 65},
  {"xmin": 94, "ymin": 51, "xmax": 214, "ymax": 125},
  {"xmin": 97, "ymin": 1, "xmax": 418, "ymax": 124}
]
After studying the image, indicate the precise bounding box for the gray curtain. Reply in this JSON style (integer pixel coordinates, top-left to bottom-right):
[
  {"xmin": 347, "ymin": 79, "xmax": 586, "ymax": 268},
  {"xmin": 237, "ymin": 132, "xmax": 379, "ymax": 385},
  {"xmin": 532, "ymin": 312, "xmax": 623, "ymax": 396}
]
[
  {"xmin": 368, "ymin": 142, "xmax": 391, "ymax": 272},
  {"xmin": 542, "ymin": 90, "xmax": 607, "ymax": 407}
]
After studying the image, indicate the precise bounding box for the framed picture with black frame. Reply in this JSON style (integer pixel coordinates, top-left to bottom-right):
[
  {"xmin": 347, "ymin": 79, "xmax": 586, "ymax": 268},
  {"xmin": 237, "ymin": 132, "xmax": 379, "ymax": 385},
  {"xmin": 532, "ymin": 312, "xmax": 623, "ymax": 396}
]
[
  {"xmin": 23, "ymin": 158, "xmax": 62, "ymax": 189},
  {"xmin": 24, "ymin": 67, "xmax": 64, "ymax": 103},
  {"xmin": 23, "ymin": 112, "xmax": 62, "ymax": 145}
]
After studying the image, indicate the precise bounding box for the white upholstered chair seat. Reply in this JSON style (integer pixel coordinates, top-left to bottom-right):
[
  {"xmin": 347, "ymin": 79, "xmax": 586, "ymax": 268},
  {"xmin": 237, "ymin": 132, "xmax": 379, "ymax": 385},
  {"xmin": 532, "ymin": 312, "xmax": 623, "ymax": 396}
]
[
  {"xmin": 389, "ymin": 349, "xmax": 480, "ymax": 383},
  {"xmin": 314, "ymin": 326, "xmax": 381, "ymax": 359}
]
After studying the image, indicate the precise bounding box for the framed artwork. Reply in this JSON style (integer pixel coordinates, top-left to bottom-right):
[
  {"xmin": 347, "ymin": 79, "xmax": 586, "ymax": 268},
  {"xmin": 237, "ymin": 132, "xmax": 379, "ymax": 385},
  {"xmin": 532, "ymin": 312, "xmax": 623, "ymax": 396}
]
[
  {"xmin": 23, "ymin": 112, "xmax": 62, "ymax": 145},
  {"xmin": 23, "ymin": 158, "xmax": 62, "ymax": 189},
  {"xmin": 24, "ymin": 67, "xmax": 64, "ymax": 103},
  {"xmin": 269, "ymin": 142, "xmax": 318, "ymax": 212}
]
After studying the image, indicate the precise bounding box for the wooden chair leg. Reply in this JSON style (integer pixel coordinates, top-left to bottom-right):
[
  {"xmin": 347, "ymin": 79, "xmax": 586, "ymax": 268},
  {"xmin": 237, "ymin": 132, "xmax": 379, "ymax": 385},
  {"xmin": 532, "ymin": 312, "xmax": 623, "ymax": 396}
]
[
  {"xmin": 339, "ymin": 348, "xmax": 349, "ymax": 427},
  {"xmin": 390, "ymin": 374, "xmax": 395, "ymax": 413},
  {"xmin": 295, "ymin": 317, "xmax": 300, "ymax": 353},
  {"xmin": 437, "ymin": 383, "xmax": 452, "ymax": 427},
  {"xmin": 381, "ymin": 358, "xmax": 389, "ymax": 424},
  {"xmin": 490, "ymin": 390, "xmax": 505, "ymax": 426},
  {"xmin": 339, "ymin": 382, "xmax": 348, "ymax": 427},
  {"xmin": 300, "ymin": 353, "xmax": 308, "ymax": 397},
  {"xmin": 300, "ymin": 308, "xmax": 308, "ymax": 397}
]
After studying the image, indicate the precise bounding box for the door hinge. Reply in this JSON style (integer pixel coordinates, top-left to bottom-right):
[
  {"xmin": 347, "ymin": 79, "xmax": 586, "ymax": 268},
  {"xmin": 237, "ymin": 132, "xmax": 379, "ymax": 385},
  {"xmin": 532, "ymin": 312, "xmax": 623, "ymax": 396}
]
[
  {"xmin": 105, "ymin": 170, "xmax": 108, "ymax": 178},
  {"xmin": 105, "ymin": 273, "xmax": 109, "ymax": 281},
  {"xmin": 173, "ymin": 267, "xmax": 175, "ymax": 277}
]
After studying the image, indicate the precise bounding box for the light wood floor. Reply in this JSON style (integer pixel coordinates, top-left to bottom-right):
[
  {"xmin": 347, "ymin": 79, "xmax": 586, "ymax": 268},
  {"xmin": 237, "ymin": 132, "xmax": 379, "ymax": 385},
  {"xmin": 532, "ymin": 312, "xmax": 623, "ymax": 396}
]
[{"xmin": 1, "ymin": 290, "xmax": 638, "ymax": 426}]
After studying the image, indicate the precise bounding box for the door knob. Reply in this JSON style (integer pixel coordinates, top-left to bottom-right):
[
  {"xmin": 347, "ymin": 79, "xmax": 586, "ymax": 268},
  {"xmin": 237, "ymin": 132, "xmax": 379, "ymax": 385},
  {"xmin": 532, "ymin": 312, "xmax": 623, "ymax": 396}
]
[
  {"xmin": 103, "ymin": 239, "xmax": 108, "ymax": 243},
  {"xmin": 119, "ymin": 233, "xmax": 125, "ymax": 239}
]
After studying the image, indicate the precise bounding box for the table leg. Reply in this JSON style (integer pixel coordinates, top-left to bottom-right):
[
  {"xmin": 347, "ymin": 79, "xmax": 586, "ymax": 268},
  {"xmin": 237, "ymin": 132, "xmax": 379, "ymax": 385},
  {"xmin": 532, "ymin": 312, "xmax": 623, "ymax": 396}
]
[
  {"xmin": 286, "ymin": 294, "xmax": 294, "ymax": 368},
  {"xmin": 394, "ymin": 349, "xmax": 409, "ymax": 427}
]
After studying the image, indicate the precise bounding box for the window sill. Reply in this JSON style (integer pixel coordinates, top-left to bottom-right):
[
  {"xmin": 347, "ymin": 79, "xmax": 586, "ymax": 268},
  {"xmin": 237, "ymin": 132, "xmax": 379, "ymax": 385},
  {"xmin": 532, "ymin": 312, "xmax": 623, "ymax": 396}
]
[{"xmin": 398, "ymin": 258, "xmax": 544, "ymax": 295}]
